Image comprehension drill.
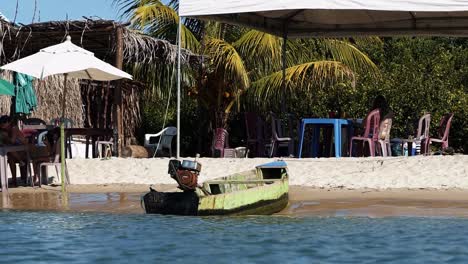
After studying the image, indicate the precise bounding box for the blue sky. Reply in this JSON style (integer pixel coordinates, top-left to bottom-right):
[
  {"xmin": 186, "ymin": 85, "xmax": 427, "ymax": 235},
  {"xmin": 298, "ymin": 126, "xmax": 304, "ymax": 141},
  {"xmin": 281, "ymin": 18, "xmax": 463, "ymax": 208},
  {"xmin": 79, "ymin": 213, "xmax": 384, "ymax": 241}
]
[{"xmin": 2, "ymin": 0, "xmax": 122, "ymax": 24}]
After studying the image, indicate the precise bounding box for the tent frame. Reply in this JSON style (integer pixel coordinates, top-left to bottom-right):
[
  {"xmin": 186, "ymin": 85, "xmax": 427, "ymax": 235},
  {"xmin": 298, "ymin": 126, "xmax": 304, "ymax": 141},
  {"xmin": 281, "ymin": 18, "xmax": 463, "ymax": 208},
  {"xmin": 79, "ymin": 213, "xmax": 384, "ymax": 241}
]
[{"xmin": 175, "ymin": 1, "xmax": 468, "ymax": 158}]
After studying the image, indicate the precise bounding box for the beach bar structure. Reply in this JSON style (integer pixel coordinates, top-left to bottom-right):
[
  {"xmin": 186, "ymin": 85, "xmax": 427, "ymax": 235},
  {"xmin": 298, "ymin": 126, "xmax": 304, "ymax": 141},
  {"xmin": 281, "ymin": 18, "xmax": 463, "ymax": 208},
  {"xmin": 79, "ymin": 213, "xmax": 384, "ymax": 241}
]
[
  {"xmin": 0, "ymin": 18, "xmax": 197, "ymax": 155},
  {"xmin": 175, "ymin": 0, "xmax": 468, "ymax": 157}
]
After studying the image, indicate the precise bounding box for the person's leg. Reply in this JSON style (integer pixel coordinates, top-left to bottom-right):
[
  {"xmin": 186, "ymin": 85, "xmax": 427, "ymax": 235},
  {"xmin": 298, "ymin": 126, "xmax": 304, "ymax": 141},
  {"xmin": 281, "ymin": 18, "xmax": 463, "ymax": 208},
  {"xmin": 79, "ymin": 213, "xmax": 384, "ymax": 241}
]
[
  {"xmin": 32, "ymin": 161, "xmax": 40, "ymax": 185},
  {"xmin": 11, "ymin": 151, "xmax": 27, "ymax": 183},
  {"xmin": 7, "ymin": 157, "xmax": 17, "ymax": 187}
]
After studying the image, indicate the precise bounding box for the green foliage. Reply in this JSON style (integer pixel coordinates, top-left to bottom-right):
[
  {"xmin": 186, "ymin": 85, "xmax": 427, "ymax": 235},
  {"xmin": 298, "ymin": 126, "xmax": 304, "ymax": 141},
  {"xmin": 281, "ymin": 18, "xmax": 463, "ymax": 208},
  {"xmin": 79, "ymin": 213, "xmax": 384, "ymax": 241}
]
[
  {"xmin": 245, "ymin": 37, "xmax": 468, "ymax": 154},
  {"xmin": 288, "ymin": 38, "xmax": 468, "ymax": 153}
]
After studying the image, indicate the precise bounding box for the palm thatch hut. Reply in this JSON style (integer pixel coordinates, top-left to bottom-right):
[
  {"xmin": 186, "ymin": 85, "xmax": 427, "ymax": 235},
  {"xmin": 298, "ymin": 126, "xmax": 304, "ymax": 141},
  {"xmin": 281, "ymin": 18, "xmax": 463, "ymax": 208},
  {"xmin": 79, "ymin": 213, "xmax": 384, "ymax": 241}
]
[{"xmin": 0, "ymin": 18, "xmax": 197, "ymax": 154}]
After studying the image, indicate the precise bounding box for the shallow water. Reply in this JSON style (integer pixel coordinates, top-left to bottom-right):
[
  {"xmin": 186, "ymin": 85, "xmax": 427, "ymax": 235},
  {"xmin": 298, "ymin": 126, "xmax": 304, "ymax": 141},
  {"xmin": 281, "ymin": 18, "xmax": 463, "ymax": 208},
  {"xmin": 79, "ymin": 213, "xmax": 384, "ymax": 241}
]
[{"xmin": 1, "ymin": 211, "xmax": 468, "ymax": 263}]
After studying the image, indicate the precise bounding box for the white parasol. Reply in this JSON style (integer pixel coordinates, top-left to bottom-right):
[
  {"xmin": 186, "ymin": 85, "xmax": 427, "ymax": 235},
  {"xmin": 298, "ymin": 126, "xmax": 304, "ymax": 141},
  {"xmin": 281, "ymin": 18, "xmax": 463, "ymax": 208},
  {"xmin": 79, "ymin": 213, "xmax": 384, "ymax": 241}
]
[{"xmin": 1, "ymin": 36, "xmax": 132, "ymax": 191}]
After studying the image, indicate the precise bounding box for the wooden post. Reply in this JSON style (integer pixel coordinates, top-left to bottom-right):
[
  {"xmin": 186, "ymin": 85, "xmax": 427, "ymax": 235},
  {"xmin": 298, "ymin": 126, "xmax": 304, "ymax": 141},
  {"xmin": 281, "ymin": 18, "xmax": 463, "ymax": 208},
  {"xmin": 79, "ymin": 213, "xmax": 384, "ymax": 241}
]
[{"xmin": 114, "ymin": 27, "xmax": 124, "ymax": 156}]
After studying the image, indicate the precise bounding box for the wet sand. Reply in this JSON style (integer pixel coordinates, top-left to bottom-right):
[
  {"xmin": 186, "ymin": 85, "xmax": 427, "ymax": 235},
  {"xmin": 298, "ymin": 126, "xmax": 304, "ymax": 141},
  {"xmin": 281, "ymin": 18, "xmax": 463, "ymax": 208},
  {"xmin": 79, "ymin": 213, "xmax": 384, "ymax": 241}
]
[
  {"xmin": 283, "ymin": 187, "xmax": 468, "ymax": 217},
  {"xmin": 2, "ymin": 185, "xmax": 468, "ymax": 217}
]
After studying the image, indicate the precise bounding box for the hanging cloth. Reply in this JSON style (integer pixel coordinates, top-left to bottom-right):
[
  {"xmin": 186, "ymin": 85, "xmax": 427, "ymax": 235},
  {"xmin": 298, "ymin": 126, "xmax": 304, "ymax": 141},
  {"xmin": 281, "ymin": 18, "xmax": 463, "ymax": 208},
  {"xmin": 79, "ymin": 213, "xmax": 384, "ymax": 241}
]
[{"xmin": 14, "ymin": 72, "xmax": 37, "ymax": 114}]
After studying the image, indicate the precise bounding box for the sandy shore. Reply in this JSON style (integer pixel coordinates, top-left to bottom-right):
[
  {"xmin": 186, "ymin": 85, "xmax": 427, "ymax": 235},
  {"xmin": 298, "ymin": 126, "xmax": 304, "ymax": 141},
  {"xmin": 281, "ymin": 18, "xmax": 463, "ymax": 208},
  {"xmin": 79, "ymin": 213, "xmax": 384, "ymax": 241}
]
[
  {"xmin": 1, "ymin": 155, "xmax": 467, "ymax": 216},
  {"xmin": 58, "ymin": 155, "xmax": 468, "ymax": 189},
  {"xmin": 3, "ymin": 184, "xmax": 468, "ymax": 217}
]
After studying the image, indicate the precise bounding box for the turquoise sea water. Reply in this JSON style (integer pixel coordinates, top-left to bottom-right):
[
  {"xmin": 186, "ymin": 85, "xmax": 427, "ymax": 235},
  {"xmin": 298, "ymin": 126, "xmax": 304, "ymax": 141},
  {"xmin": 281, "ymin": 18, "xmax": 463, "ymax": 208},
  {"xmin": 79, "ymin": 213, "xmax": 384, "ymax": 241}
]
[{"xmin": 1, "ymin": 211, "xmax": 468, "ymax": 263}]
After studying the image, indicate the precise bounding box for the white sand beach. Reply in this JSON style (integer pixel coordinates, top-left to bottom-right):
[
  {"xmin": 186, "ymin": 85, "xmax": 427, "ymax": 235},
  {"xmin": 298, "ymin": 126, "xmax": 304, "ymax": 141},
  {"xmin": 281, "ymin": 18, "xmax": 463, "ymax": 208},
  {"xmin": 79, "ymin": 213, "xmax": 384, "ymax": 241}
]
[
  {"xmin": 63, "ymin": 155, "xmax": 468, "ymax": 189},
  {"xmin": 1, "ymin": 155, "xmax": 467, "ymax": 216}
]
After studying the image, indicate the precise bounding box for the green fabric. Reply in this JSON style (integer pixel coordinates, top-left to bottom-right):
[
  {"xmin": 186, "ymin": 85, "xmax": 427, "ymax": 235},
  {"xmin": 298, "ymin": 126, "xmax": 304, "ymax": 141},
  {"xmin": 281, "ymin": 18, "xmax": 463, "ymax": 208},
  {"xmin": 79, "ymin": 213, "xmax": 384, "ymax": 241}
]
[
  {"xmin": 14, "ymin": 73, "xmax": 37, "ymax": 114},
  {"xmin": 0, "ymin": 79, "xmax": 15, "ymax": 96}
]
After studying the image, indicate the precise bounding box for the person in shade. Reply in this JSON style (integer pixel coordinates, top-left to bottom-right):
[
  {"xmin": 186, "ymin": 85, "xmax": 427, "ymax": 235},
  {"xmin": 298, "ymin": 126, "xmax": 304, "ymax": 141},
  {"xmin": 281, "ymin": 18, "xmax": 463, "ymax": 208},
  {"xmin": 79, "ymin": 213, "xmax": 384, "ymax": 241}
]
[
  {"xmin": 0, "ymin": 115, "xmax": 28, "ymax": 186},
  {"xmin": 371, "ymin": 95, "xmax": 395, "ymax": 141},
  {"xmin": 371, "ymin": 95, "xmax": 392, "ymax": 118}
]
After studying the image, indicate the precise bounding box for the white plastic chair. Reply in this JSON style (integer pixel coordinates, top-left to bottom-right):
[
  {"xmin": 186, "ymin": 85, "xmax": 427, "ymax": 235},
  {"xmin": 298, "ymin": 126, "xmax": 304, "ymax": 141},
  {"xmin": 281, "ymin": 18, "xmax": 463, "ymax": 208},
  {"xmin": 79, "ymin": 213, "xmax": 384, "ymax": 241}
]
[
  {"xmin": 377, "ymin": 115, "xmax": 393, "ymax": 157},
  {"xmin": 95, "ymin": 138, "xmax": 113, "ymax": 159},
  {"xmin": 38, "ymin": 136, "xmax": 70, "ymax": 185},
  {"xmin": 144, "ymin": 127, "xmax": 177, "ymax": 157}
]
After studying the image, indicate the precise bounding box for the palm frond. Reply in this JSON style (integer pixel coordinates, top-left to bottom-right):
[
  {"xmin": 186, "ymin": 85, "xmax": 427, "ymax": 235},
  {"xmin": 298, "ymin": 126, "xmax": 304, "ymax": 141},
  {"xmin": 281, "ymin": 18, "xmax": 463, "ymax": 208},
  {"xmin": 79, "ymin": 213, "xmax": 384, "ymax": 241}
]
[
  {"xmin": 321, "ymin": 39, "xmax": 380, "ymax": 77},
  {"xmin": 116, "ymin": 0, "xmax": 200, "ymax": 51},
  {"xmin": 351, "ymin": 36, "xmax": 383, "ymax": 47},
  {"xmin": 250, "ymin": 61, "xmax": 355, "ymax": 103},
  {"xmin": 234, "ymin": 30, "xmax": 283, "ymax": 68},
  {"xmin": 205, "ymin": 38, "xmax": 249, "ymax": 89},
  {"xmin": 234, "ymin": 30, "xmax": 306, "ymax": 79},
  {"xmin": 132, "ymin": 2, "xmax": 176, "ymax": 27}
]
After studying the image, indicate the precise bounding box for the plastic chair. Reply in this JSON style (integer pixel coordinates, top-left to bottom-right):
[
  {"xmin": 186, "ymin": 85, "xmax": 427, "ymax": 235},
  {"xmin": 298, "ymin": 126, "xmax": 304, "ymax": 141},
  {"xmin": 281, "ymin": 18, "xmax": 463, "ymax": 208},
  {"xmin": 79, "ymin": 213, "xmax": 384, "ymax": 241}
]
[
  {"xmin": 349, "ymin": 108, "xmax": 381, "ymax": 157},
  {"xmin": 286, "ymin": 113, "xmax": 300, "ymax": 156},
  {"xmin": 390, "ymin": 113, "xmax": 431, "ymax": 156},
  {"xmin": 21, "ymin": 118, "xmax": 47, "ymax": 142},
  {"xmin": 50, "ymin": 117, "xmax": 73, "ymax": 128},
  {"xmin": 23, "ymin": 118, "xmax": 47, "ymax": 129},
  {"xmin": 415, "ymin": 113, "xmax": 431, "ymax": 155},
  {"xmin": 377, "ymin": 114, "xmax": 393, "ymax": 157},
  {"xmin": 95, "ymin": 138, "xmax": 113, "ymax": 159},
  {"xmin": 211, "ymin": 128, "xmax": 229, "ymax": 157},
  {"xmin": 37, "ymin": 136, "xmax": 70, "ymax": 186},
  {"xmin": 50, "ymin": 117, "xmax": 74, "ymax": 157},
  {"xmin": 428, "ymin": 113, "xmax": 454, "ymax": 152},
  {"xmin": 265, "ymin": 113, "xmax": 292, "ymax": 157},
  {"xmin": 222, "ymin": 148, "xmax": 236, "ymax": 158},
  {"xmin": 144, "ymin": 126, "xmax": 177, "ymax": 157},
  {"xmin": 244, "ymin": 112, "xmax": 265, "ymax": 157}
]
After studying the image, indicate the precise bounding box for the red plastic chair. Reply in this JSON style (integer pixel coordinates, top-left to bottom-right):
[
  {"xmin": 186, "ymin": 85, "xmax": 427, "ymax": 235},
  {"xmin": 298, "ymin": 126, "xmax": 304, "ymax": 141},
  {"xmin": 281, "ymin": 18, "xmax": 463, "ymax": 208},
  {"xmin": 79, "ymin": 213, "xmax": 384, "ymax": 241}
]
[
  {"xmin": 349, "ymin": 108, "xmax": 381, "ymax": 157},
  {"xmin": 244, "ymin": 112, "xmax": 265, "ymax": 157},
  {"xmin": 429, "ymin": 113, "xmax": 454, "ymax": 151},
  {"xmin": 212, "ymin": 128, "xmax": 229, "ymax": 157}
]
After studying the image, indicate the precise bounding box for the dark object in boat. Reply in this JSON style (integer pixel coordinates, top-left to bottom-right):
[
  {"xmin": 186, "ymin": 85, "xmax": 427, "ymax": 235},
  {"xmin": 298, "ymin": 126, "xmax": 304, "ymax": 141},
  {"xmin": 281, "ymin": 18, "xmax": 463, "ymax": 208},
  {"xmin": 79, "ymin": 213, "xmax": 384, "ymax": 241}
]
[
  {"xmin": 143, "ymin": 187, "xmax": 199, "ymax": 215},
  {"xmin": 168, "ymin": 159, "xmax": 202, "ymax": 191}
]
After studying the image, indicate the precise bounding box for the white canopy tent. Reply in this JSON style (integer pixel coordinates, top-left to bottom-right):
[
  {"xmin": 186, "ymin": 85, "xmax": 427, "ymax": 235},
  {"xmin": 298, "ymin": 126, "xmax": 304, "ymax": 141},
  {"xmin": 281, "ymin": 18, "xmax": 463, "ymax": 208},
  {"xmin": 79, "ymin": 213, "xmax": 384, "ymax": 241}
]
[
  {"xmin": 176, "ymin": 0, "xmax": 468, "ymax": 157},
  {"xmin": 180, "ymin": 0, "xmax": 468, "ymax": 38}
]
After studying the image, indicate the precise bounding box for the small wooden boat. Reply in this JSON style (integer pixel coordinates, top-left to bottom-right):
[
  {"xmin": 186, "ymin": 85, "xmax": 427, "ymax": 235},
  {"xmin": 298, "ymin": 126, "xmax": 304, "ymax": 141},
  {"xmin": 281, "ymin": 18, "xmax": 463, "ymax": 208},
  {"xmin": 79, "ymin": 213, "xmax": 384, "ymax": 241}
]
[{"xmin": 142, "ymin": 160, "xmax": 289, "ymax": 216}]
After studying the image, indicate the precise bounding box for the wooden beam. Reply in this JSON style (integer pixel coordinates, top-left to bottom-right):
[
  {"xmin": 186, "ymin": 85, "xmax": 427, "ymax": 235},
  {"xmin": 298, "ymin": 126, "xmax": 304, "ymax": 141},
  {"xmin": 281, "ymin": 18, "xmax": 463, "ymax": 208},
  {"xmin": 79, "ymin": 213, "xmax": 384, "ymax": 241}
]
[{"xmin": 114, "ymin": 26, "xmax": 124, "ymax": 156}]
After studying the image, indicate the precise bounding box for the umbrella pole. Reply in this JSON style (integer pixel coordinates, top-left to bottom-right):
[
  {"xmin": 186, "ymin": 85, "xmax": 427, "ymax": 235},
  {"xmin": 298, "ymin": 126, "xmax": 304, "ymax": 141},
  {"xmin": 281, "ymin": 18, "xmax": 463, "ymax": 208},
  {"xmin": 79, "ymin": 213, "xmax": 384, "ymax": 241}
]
[{"xmin": 60, "ymin": 74, "xmax": 68, "ymax": 193}]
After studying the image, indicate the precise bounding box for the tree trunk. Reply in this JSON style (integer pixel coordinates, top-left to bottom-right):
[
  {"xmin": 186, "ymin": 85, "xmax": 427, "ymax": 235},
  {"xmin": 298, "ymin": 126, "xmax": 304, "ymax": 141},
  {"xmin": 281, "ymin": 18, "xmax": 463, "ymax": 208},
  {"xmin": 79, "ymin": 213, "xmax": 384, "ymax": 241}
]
[{"xmin": 121, "ymin": 145, "xmax": 153, "ymax": 158}]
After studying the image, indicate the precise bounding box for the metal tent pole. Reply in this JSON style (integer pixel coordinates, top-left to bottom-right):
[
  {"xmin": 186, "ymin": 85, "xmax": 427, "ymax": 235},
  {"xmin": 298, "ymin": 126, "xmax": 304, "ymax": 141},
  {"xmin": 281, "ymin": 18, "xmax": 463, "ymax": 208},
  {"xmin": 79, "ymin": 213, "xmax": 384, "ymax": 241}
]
[
  {"xmin": 176, "ymin": 17, "xmax": 182, "ymax": 158},
  {"xmin": 281, "ymin": 28, "xmax": 287, "ymax": 114}
]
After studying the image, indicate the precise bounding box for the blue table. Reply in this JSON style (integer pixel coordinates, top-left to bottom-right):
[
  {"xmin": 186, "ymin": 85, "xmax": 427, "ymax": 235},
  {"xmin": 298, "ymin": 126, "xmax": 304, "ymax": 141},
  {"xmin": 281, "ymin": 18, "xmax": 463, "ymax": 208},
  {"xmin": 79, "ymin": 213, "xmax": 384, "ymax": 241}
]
[{"xmin": 297, "ymin": 118, "xmax": 353, "ymax": 158}]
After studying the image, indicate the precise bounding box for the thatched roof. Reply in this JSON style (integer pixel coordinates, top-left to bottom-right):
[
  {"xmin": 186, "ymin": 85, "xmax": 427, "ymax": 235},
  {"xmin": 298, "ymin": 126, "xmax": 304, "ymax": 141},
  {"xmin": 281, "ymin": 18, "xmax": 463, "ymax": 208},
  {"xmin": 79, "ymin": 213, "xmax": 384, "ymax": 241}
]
[
  {"xmin": 0, "ymin": 18, "xmax": 198, "ymax": 66},
  {"xmin": 0, "ymin": 18, "xmax": 196, "ymax": 145},
  {"xmin": 0, "ymin": 19, "xmax": 200, "ymax": 146}
]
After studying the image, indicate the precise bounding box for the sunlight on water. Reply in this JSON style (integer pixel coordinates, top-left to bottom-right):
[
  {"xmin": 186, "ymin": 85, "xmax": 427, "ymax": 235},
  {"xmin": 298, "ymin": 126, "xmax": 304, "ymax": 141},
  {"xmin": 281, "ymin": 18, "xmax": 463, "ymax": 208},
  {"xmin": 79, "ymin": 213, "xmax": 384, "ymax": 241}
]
[{"xmin": 1, "ymin": 211, "xmax": 468, "ymax": 263}]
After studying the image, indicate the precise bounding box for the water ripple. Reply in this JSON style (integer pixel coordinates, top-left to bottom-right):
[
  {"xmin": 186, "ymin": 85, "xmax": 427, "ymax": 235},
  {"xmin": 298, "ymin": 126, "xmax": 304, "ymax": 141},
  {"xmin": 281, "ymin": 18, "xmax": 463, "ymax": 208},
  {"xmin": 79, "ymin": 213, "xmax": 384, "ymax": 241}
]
[{"xmin": 1, "ymin": 211, "xmax": 468, "ymax": 263}]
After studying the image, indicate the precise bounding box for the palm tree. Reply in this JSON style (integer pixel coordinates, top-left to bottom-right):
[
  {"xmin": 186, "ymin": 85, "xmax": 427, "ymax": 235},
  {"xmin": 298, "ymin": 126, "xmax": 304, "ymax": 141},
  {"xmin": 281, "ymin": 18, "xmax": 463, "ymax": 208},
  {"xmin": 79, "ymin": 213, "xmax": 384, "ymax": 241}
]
[{"xmin": 114, "ymin": 0, "xmax": 379, "ymax": 129}]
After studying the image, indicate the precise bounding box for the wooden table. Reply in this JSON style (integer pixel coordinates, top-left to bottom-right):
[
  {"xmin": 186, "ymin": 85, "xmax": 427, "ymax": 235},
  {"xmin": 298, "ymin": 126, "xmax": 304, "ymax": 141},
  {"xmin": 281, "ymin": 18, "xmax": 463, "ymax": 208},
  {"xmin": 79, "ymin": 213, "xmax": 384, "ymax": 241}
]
[
  {"xmin": 27, "ymin": 127, "xmax": 114, "ymax": 159},
  {"xmin": 64, "ymin": 128, "xmax": 113, "ymax": 158},
  {"xmin": 0, "ymin": 145, "xmax": 31, "ymax": 192}
]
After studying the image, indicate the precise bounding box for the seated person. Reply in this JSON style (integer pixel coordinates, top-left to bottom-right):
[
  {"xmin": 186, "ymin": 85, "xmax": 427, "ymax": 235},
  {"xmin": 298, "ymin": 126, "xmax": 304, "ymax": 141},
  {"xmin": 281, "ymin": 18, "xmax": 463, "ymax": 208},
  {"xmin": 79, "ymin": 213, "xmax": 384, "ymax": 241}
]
[{"xmin": 0, "ymin": 115, "xmax": 28, "ymax": 186}]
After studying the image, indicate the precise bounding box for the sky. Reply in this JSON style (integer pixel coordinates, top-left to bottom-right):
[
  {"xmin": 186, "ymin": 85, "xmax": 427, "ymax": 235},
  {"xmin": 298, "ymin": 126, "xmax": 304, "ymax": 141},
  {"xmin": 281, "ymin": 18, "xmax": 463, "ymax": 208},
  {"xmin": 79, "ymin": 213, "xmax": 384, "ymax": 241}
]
[{"xmin": 1, "ymin": 0, "xmax": 122, "ymax": 24}]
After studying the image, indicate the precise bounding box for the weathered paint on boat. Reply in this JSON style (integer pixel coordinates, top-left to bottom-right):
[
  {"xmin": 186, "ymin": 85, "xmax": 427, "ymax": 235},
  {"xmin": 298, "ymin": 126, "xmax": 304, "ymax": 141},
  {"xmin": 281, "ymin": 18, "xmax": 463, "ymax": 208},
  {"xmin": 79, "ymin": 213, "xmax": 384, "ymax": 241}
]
[
  {"xmin": 198, "ymin": 178, "xmax": 288, "ymax": 216},
  {"xmin": 142, "ymin": 161, "xmax": 289, "ymax": 216}
]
